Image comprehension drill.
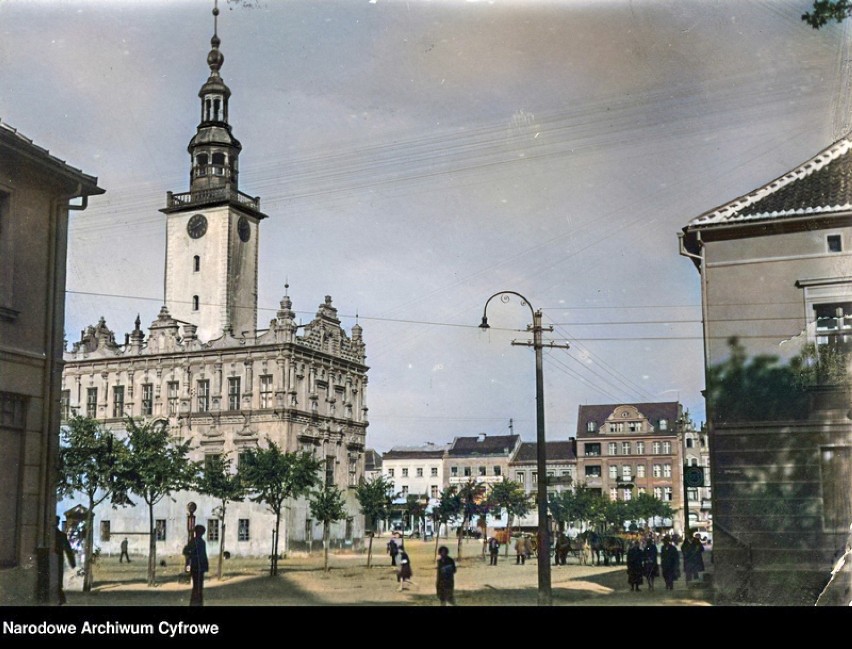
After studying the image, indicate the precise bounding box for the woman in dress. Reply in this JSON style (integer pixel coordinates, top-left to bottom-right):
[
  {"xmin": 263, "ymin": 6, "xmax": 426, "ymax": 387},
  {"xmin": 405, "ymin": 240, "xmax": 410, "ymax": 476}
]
[{"xmin": 626, "ymin": 540, "xmax": 645, "ymax": 592}]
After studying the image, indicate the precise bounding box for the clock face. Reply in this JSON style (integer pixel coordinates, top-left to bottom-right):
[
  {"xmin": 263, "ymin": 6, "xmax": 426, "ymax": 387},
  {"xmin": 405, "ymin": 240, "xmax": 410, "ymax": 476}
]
[
  {"xmin": 238, "ymin": 216, "xmax": 251, "ymax": 243},
  {"xmin": 187, "ymin": 214, "xmax": 208, "ymax": 239}
]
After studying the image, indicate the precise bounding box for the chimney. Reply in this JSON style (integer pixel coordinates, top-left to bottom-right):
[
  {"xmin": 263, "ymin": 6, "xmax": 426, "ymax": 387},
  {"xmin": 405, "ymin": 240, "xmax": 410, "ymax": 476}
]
[{"xmin": 477, "ymin": 433, "xmax": 486, "ymax": 443}]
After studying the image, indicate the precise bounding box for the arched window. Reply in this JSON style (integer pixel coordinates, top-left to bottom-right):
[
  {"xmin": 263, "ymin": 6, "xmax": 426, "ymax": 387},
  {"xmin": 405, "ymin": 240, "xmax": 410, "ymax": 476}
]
[
  {"xmin": 212, "ymin": 152, "xmax": 226, "ymax": 176},
  {"xmin": 193, "ymin": 256, "xmax": 200, "ymax": 272},
  {"xmin": 192, "ymin": 295, "xmax": 199, "ymax": 311}
]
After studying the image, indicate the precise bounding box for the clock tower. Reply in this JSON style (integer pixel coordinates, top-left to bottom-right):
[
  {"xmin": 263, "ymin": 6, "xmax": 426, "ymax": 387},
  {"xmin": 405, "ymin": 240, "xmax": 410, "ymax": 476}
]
[{"xmin": 161, "ymin": 3, "xmax": 267, "ymax": 342}]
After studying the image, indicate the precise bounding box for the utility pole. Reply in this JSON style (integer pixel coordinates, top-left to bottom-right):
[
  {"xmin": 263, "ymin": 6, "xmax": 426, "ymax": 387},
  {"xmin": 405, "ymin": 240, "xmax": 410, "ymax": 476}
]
[{"xmin": 480, "ymin": 291, "xmax": 570, "ymax": 606}]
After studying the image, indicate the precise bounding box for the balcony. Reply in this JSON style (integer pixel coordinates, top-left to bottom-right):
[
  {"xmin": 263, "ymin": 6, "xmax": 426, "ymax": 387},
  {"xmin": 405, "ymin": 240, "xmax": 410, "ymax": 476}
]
[{"xmin": 165, "ymin": 187, "xmax": 261, "ymax": 212}]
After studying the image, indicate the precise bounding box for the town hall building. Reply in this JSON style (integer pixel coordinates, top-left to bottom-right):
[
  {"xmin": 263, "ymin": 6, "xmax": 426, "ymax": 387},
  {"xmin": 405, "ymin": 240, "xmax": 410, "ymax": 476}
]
[{"xmin": 60, "ymin": 9, "xmax": 369, "ymax": 558}]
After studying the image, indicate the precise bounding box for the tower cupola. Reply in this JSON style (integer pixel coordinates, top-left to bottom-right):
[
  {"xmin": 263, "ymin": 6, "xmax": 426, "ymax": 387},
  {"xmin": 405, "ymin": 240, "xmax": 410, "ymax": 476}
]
[{"xmin": 188, "ymin": 2, "xmax": 242, "ymax": 192}]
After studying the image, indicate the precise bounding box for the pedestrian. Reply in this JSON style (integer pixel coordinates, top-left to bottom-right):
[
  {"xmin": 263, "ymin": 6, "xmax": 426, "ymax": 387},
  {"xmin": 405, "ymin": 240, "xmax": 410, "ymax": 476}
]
[
  {"xmin": 119, "ymin": 537, "xmax": 131, "ymax": 563},
  {"xmin": 555, "ymin": 533, "xmax": 570, "ymax": 566},
  {"xmin": 643, "ymin": 535, "xmax": 659, "ymax": 591},
  {"xmin": 626, "ymin": 540, "xmax": 644, "ymax": 591},
  {"xmin": 387, "ymin": 535, "xmax": 400, "ymax": 566},
  {"xmin": 436, "ymin": 546, "xmax": 457, "ymax": 606},
  {"xmin": 397, "ymin": 548, "xmax": 415, "ymax": 590},
  {"xmin": 488, "ymin": 536, "xmax": 500, "ymax": 566},
  {"xmin": 183, "ymin": 524, "xmax": 209, "ymax": 606},
  {"xmin": 681, "ymin": 532, "xmax": 696, "ymax": 583},
  {"xmin": 693, "ymin": 532, "xmax": 706, "ymax": 582},
  {"xmin": 515, "ymin": 535, "xmax": 527, "ymax": 565},
  {"xmin": 55, "ymin": 519, "xmax": 76, "ymax": 606},
  {"xmin": 660, "ymin": 535, "xmax": 680, "ymax": 590}
]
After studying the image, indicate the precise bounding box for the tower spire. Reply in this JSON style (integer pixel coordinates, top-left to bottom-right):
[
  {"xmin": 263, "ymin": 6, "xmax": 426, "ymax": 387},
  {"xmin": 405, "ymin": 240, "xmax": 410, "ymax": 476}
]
[{"xmin": 184, "ymin": 0, "xmax": 241, "ymax": 193}]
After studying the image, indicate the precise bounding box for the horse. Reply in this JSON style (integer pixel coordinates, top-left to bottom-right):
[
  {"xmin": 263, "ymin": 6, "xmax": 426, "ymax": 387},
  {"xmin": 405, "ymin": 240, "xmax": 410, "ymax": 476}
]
[{"xmin": 581, "ymin": 531, "xmax": 626, "ymax": 566}]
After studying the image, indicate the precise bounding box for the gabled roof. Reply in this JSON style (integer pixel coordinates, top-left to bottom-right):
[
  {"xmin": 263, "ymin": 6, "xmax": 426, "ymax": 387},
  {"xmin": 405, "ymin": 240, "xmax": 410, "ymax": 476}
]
[
  {"xmin": 686, "ymin": 135, "xmax": 852, "ymax": 228},
  {"xmin": 448, "ymin": 434, "xmax": 520, "ymax": 457},
  {"xmin": 511, "ymin": 441, "xmax": 576, "ymax": 464},
  {"xmin": 577, "ymin": 402, "xmax": 680, "ymax": 439}
]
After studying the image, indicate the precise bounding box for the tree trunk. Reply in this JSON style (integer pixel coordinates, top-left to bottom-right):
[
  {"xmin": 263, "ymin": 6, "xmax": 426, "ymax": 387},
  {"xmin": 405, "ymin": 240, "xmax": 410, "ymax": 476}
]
[
  {"xmin": 84, "ymin": 499, "xmax": 95, "ymax": 592},
  {"xmin": 217, "ymin": 502, "xmax": 226, "ymax": 581},
  {"xmin": 323, "ymin": 521, "xmax": 330, "ymax": 572},
  {"xmin": 272, "ymin": 508, "xmax": 281, "ymax": 577},
  {"xmin": 457, "ymin": 516, "xmax": 465, "ymax": 559},
  {"xmin": 505, "ymin": 514, "xmax": 513, "ymax": 557},
  {"xmin": 434, "ymin": 523, "xmax": 441, "ymax": 559},
  {"xmin": 147, "ymin": 502, "xmax": 156, "ymax": 587},
  {"xmin": 367, "ymin": 531, "xmax": 374, "ymax": 568}
]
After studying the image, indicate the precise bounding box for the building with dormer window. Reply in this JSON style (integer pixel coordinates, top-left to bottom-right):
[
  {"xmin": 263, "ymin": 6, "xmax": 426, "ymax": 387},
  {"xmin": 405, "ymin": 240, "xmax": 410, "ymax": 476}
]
[{"xmin": 576, "ymin": 402, "xmax": 685, "ymax": 532}]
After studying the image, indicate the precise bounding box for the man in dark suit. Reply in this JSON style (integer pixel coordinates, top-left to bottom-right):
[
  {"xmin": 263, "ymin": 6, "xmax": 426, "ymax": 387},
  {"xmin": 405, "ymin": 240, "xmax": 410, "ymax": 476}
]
[{"xmin": 183, "ymin": 524, "xmax": 209, "ymax": 606}]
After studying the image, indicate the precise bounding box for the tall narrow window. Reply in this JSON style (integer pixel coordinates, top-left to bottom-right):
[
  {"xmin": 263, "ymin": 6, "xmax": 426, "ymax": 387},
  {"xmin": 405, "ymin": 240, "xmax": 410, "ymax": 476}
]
[
  {"xmin": 193, "ymin": 255, "xmax": 200, "ymax": 272},
  {"xmin": 192, "ymin": 295, "xmax": 199, "ymax": 311},
  {"xmin": 155, "ymin": 520, "xmax": 167, "ymax": 541},
  {"xmin": 207, "ymin": 519, "xmax": 220, "ymax": 542},
  {"xmin": 636, "ymin": 441, "xmax": 645, "ymax": 454},
  {"xmin": 112, "ymin": 386, "xmax": 124, "ymax": 418},
  {"xmin": 228, "ymin": 377, "xmax": 241, "ymax": 411},
  {"xmin": 259, "ymin": 375, "xmax": 273, "ymax": 408},
  {"xmin": 325, "ymin": 455, "xmax": 335, "ymax": 487},
  {"xmin": 86, "ymin": 388, "xmax": 98, "ymax": 418},
  {"xmin": 60, "ymin": 390, "xmax": 71, "ymax": 421},
  {"xmin": 196, "ymin": 379, "xmax": 210, "ymax": 412},
  {"xmin": 141, "ymin": 383, "xmax": 153, "ymax": 416},
  {"xmin": 167, "ymin": 381, "xmax": 180, "ymax": 415},
  {"xmin": 238, "ymin": 519, "xmax": 250, "ymax": 541}
]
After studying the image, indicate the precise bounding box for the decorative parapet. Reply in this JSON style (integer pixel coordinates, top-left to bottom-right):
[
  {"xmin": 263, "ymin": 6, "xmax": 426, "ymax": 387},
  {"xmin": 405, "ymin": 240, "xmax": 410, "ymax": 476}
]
[{"xmin": 165, "ymin": 187, "xmax": 260, "ymax": 212}]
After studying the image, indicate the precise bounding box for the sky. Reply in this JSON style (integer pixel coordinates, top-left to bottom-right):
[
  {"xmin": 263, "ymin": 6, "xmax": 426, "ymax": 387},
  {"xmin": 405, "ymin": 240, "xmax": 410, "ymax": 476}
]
[{"xmin": 1, "ymin": 0, "xmax": 848, "ymax": 453}]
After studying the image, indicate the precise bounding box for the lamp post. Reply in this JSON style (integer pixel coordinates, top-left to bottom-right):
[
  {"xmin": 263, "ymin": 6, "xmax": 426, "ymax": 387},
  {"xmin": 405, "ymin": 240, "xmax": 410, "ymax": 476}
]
[{"xmin": 479, "ymin": 291, "xmax": 568, "ymax": 606}]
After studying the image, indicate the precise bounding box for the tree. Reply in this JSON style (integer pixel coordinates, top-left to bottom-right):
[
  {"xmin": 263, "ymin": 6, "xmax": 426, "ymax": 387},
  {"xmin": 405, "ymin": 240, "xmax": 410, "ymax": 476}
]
[
  {"xmin": 239, "ymin": 439, "xmax": 322, "ymax": 576},
  {"xmin": 115, "ymin": 418, "xmax": 196, "ymax": 587},
  {"xmin": 625, "ymin": 492, "xmax": 674, "ymax": 533},
  {"xmin": 487, "ymin": 480, "xmax": 530, "ymax": 557},
  {"xmin": 57, "ymin": 415, "xmax": 127, "ymax": 592},
  {"xmin": 431, "ymin": 487, "xmax": 461, "ymax": 558},
  {"xmin": 354, "ymin": 475, "xmax": 395, "ymax": 567},
  {"xmin": 803, "ymin": 1, "xmax": 852, "ymax": 28},
  {"xmin": 195, "ymin": 452, "xmax": 245, "ymax": 580},
  {"xmin": 455, "ymin": 479, "xmax": 486, "ymax": 559},
  {"xmin": 309, "ymin": 484, "xmax": 348, "ymax": 572},
  {"xmin": 403, "ymin": 493, "xmax": 428, "ymax": 539}
]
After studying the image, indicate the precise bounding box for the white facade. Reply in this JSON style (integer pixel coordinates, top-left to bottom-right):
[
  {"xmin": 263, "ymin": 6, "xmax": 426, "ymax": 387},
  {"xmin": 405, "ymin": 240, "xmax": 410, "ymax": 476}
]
[
  {"xmin": 381, "ymin": 444, "xmax": 448, "ymax": 501},
  {"xmin": 164, "ymin": 204, "xmax": 260, "ymax": 343}
]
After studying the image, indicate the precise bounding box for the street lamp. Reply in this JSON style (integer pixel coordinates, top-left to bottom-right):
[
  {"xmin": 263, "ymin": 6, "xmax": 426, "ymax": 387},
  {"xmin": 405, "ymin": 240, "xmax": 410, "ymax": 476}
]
[{"xmin": 479, "ymin": 291, "xmax": 568, "ymax": 606}]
